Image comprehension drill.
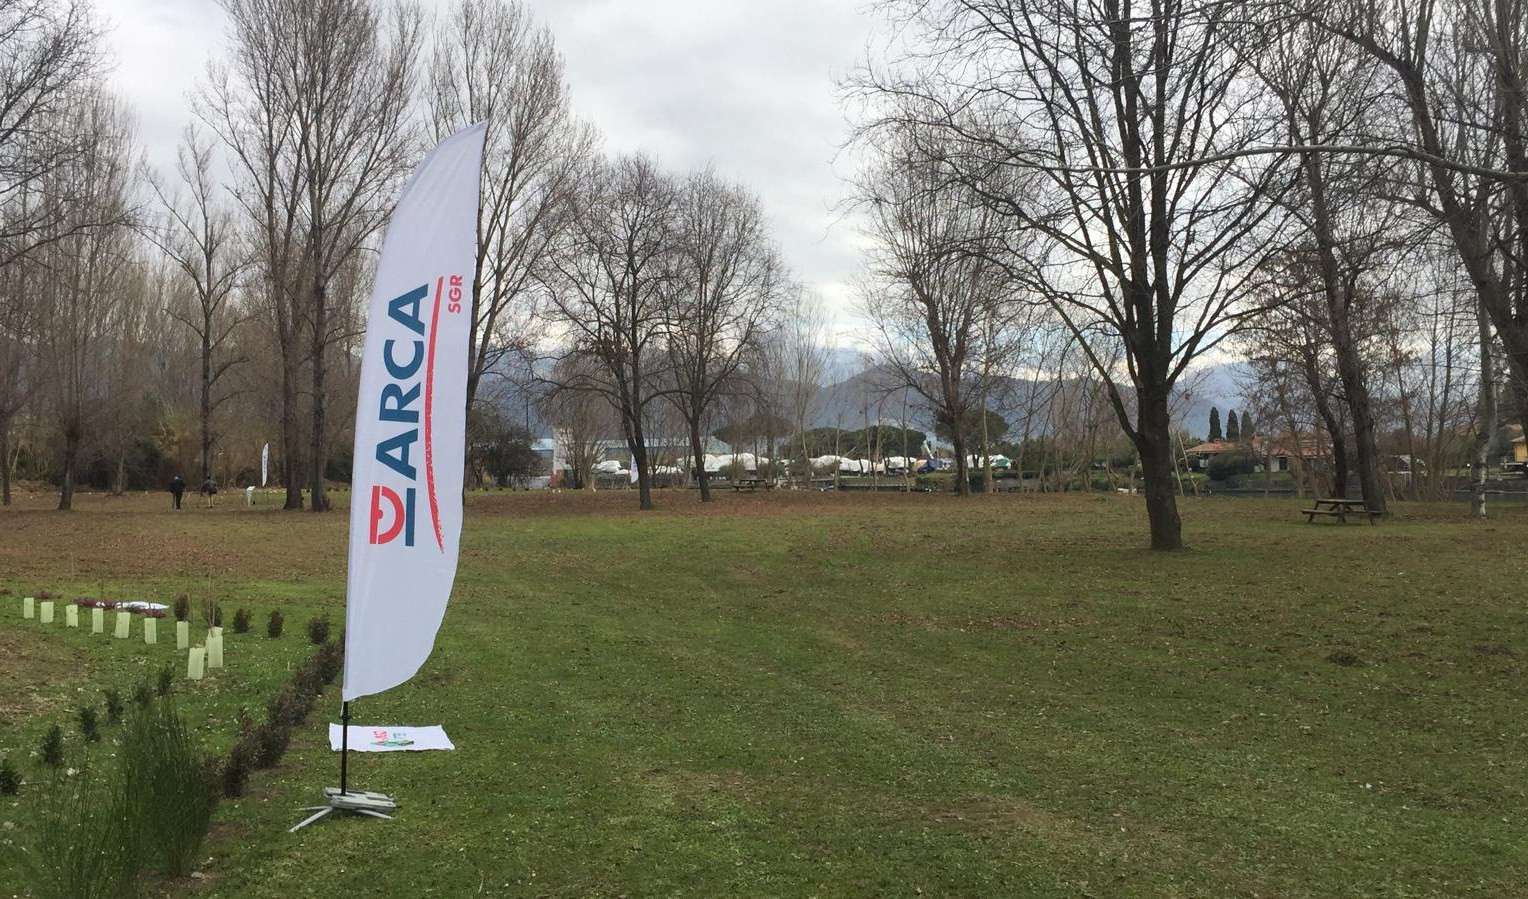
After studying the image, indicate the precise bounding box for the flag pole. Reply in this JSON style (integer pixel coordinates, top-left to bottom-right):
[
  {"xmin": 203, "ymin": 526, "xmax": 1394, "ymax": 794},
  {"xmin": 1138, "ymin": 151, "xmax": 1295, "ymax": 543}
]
[
  {"xmin": 289, "ymin": 119, "xmax": 487, "ymax": 833},
  {"xmin": 339, "ymin": 701, "xmax": 350, "ymax": 794}
]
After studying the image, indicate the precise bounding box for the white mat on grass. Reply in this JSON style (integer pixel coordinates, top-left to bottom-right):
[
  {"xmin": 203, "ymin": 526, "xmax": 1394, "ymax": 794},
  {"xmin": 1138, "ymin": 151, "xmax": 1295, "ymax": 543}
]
[{"xmin": 328, "ymin": 724, "xmax": 455, "ymax": 752}]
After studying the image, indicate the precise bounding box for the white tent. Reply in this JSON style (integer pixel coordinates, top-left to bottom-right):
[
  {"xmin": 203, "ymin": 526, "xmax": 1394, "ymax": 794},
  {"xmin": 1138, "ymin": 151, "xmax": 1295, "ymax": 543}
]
[
  {"xmin": 966, "ymin": 454, "xmax": 1012, "ymax": 468},
  {"xmin": 838, "ymin": 458, "xmax": 885, "ymax": 474},
  {"xmin": 723, "ymin": 453, "xmax": 770, "ymax": 472}
]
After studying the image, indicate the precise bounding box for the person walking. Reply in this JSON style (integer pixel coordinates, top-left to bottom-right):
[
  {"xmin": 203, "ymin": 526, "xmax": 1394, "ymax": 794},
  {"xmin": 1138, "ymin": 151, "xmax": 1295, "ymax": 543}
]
[{"xmin": 170, "ymin": 474, "xmax": 185, "ymax": 510}]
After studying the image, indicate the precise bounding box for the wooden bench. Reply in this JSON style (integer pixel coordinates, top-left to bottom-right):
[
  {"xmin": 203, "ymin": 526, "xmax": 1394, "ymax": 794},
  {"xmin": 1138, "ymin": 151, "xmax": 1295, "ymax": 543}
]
[
  {"xmin": 731, "ymin": 478, "xmax": 774, "ymax": 492},
  {"xmin": 1302, "ymin": 498, "xmax": 1382, "ymax": 524}
]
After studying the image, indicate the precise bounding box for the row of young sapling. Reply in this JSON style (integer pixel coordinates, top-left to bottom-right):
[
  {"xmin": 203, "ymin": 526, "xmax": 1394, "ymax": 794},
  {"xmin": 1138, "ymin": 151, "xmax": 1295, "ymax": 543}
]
[
  {"xmin": 4, "ymin": 595, "xmax": 336, "ymax": 797},
  {"xmin": 16, "ymin": 589, "xmax": 338, "ymax": 678},
  {"xmin": 0, "ymin": 610, "xmax": 342, "ymax": 898}
]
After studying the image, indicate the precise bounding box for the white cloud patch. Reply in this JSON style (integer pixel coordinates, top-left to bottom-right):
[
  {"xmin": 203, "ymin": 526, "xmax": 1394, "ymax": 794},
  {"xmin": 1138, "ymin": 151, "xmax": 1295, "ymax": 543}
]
[{"xmin": 94, "ymin": 0, "xmax": 877, "ymax": 335}]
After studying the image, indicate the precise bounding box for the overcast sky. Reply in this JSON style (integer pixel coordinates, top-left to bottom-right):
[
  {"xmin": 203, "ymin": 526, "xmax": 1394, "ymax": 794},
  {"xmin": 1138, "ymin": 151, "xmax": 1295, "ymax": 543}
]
[{"xmin": 93, "ymin": 0, "xmax": 879, "ymax": 344}]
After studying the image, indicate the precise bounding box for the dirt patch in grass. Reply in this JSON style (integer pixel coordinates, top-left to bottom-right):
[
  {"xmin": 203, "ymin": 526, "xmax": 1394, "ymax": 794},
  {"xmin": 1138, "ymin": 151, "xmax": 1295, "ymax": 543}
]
[
  {"xmin": 642, "ymin": 766, "xmax": 764, "ymax": 804},
  {"xmin": 927, "ymin": 795, "xmax": 1081, "ymax": 838},
  {"xmin": 0, "ymin": 629, "xmax": 88, "ymax": 722}
]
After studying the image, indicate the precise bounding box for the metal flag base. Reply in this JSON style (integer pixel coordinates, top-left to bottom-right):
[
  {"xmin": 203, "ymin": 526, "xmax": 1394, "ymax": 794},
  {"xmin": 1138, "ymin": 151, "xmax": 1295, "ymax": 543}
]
[
  {"xmin": 289, "ymin": 787, "xmax": 398, "ymax": 832},
  {"xmin": 289, "ymin": 702, "xmax": 397, "ymax": 832}
]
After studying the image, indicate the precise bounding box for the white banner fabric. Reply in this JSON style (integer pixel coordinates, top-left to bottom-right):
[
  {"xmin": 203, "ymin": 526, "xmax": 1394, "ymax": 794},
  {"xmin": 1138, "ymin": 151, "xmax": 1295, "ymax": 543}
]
[
  {"xmin": 342, "ymin": 121, "xmax": 487, "ymax": 702},
  {"xmin": 260, "ymin": 442, "xmax": 269, "ymax": 487},
  {"xmin": 328, "ymin": 723, "xmax": 455, "ymax": 752}
]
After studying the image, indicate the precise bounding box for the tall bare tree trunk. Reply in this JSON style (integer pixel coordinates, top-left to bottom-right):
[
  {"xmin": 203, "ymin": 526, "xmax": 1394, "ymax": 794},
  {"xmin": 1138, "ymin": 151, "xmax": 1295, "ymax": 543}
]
[
  {"xmin": 0, "ymin": 415, "xmax": 12, "ymax": 504},
  {"xmin": 1470, "ymin": 302, "xmax": 1496, "ymax": 518},
  {"xmin": 58, "ymin": 426, "xmax": 79, "ymax": 511},
  {"xmin": 1135, "ymin": 382, "xmax": 1183, "ymax": 551},
  {"xmin": 627, "ymin": 419, "xmax": 652, "ymax": 511},
  {"xmin": 308, "ymin": 278, "xmax": 330, "ymax": 511},
  {"xmin": 280, "ymin": 346, "xmax": 304, "ymax": 510},
  {"xmin": 980, "ymin": 388, "xmax": 993, "ymax": 495},
  {"xmin": 689, "ymin": 416, "xmax": 710, "ymax": 502},
  {"xmin": 0, "ymin": 420, "xmax": 11, "ymax": 506},
  {"xmin": 200, "ymin": 324, "xmax": 213, "ymax": 483}
]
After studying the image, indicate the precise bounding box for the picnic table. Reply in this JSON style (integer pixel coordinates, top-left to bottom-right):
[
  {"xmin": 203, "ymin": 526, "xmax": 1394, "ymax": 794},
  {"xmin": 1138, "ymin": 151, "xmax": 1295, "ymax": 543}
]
[
  {"xmin": 731, "ymin": 477, "xmax": 775, "ymax": 493},
  {"xmin": 1302, "ymin": 498, "xmax": 1382, "ymax": 524}
]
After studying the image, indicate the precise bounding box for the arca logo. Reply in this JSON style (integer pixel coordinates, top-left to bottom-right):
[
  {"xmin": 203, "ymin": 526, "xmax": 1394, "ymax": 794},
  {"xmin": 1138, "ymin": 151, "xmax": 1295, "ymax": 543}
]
[{"xmin": 367, "ymin": 274, "xmax": 464, "ymax": 550}]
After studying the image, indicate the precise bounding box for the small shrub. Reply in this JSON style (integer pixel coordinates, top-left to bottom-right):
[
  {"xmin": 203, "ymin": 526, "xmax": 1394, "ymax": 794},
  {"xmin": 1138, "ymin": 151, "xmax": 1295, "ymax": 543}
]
[
  {"xmin": 132, "ymin": 684, "xmax": 152, "ymax": 708},
  {"xmin": 306, "ymin": 614, "xmax": 330, "ymax": 645},
  {"xmin": 78, "ymin": 706, "xmax": 100, "ymax": 743},
  {"xmin": 102, "ymin": 689, "xmax": 124, "ymax": 725},
  {"xmin": 172, "ymin": 594, "xmax": 190, "ymax": 622},
  {"xmin": 251, "ymin": 718, "xmax": 291, "ymax": 770},
  {"xmin": 257, "ymin": 722, "xmax": 290, "ymax": 768},
  {"xmin": 40, "ymin": 725, "xmax": 64, "ymax": 767},
  {"xmin": 267, "ymin": 683, "xmax": 318, "ymax": 728},
  {"xmin": 222, "ymin": 740, "xmax": 253, "ymax": 799},
  {"xmin": 232, "ymin": 607, "xmax": 251, "ymax": 634},
  {"xmin": 292, "ymin": 656, "xmax": 324, "ymax": 696},
  {"xmin": 0, "ymin": 756, "xmax": 20, "ymax": 794},
  {"xmin": 119, "ymin": 702, "xmax": 220, "ymax": 877},
  {"xmin": 314, "ymin": 641, "xmax": 344, "ymax": 685},
  {"xmin": 157, "ymin": 663, "xmax": 174, "ymax": 697},
  {"xmin": 267, "ymin": 609, "xmax": 284, "ymax": 638}
]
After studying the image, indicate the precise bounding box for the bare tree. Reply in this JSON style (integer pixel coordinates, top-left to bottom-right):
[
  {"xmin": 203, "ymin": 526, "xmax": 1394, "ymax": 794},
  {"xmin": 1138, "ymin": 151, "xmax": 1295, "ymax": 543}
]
[
  {"xmin": 1249, "ymin": 17, "xmax": 1422, "ymax": 513},
  {"xmin": 31, "ymin": 91, "xmax": 138, "ymax": 510},
  {"xmin": 201, "ymin": 1, "xmax": 307, "ymax": 508},
  {"xmin": 0, "ymin": 0, "xmax": 103, "ymax": 268},
  {"xmin": 148, "ymin": 126, "xmax": 250, "ymax": 485},
  {"xmin": 0, "ymin": 226, "xmax": 37, "ymax": 505},
  {"xmin": 1244, "ymin": 261, "xmax": 1357, "ymax": 498},
  {"xmin": 98, "ymin": 258, "xmax": 157, "ymax": 496},
  {"xmin": 290, "ymin": 0, "xmax": 419, "ymax": 511},
  {"xmin": 0, "ymin": 1, "xmax": 105, "ymax": 505},
  {"xmin": 204, "ymin": 0, "xmax": 420, "ymax": 511},
  {"xmin": 428, "ymin": 0, "xmax": 593, "ymax": 420},
  {"xmin": 855, "ymin": 0, "xmax": 1282, "ymax": 546},
  {"xmin": 782, "ymin": 289, "xmax": 830, "ymax": 485},
  {"xmin": 542, "ymin": 355, "xmax": 618, "ymax": 490},
  {"xmin": 543, "ymin": 155, "xmax": 679, "ymax": 510},
  {"xmin": 1312, "ymin": 0, "xmax": 1528, "ymax": 450},
  {"xmin": 858, "ymin": 125, "xmax": 1028, "ymax": 497},
  {"xmin": 665, "ymin": 167, "xmax": 784, "ymax": 501}
]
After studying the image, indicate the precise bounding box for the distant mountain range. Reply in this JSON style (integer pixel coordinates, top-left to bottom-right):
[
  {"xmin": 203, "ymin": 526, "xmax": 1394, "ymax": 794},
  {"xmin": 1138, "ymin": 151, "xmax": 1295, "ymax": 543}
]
[
  {"xmin": 806, "ymin": 360, "xmax": 1249, "ymax": 447},
  {"xmin": 486, "ymin": 348, "xmax": 1251, "ymax": 447}
]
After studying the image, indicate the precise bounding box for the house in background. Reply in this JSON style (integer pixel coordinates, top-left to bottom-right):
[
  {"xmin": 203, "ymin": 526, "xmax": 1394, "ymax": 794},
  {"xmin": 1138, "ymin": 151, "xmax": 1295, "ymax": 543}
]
[
  {"xmin": 1185, "ymin": 437, "xmax": 1325, "ymax": 473},
  {"xmin": 1507, "ymin": 434, "xmax": 1527, "ymax": 472}
]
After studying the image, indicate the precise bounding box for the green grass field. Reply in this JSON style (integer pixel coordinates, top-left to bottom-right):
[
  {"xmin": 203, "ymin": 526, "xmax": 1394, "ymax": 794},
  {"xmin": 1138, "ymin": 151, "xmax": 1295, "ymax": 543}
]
[{"xmin": 1, "ymin": 489, "xmax": 1525, "ymax": 896}]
